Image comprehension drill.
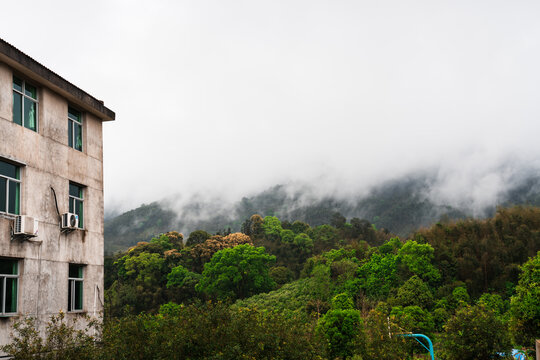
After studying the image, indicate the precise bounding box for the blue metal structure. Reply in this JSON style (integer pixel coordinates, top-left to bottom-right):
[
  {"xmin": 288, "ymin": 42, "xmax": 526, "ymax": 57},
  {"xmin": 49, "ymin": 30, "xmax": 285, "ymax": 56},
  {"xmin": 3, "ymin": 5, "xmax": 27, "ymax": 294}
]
[{"xmin": 398, "ymin": 333, "xmax": 435, "ymax": 360}]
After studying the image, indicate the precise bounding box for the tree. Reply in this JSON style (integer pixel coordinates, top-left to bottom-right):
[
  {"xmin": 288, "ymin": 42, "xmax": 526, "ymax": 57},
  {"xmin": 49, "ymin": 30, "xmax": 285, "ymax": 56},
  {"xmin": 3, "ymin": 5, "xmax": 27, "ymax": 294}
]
[
  {"xmin": 509, "ymin": 251, "xmax": 540, "ymax": 346},
  {"xmin": 439, "ymin": 305, "xmax": 511, "ymax": 360},
  {"xmin": 196, "ymin": 244, "xmax": 276, "ymax": 299},
  {"xmin": 280, "ymin": 229, "xmax": 295, "ymax": 244},
  {"xmin": 293, "ymin": 233, "xmax": 313, "ymax": 252},
  {"xmin": 317, "ymin": 308, "xmax": 365, "ymax": 359},
  {"xmin": 358, "ymin": 252, "xmax": 398, "ymax": 300},
  {"xmin": 291, "ymin": 220, "xmax": 310, "ymax": 234},
  {"xmin": 330, "ymin": 212, "xmax": 347, "ymax": 229},
  {"xmin": 310, "ymin": 224, "xmax": 340, "ymax": 252},
  {"xmin": 186, "ymin": 230, "xmax": 211, "ymax": 247},
  {"xmin": 398, "ymin": 240, "xmax": 440, "ymax": 283},
  {"xmin": 182, "ymin": 232, "xmax": 253, "ymax": 273},
  {"xmin": 262, "ymin": 216, "xmax": 283, "ymax": 241},
  {"xmin": 392, "ymin": 275, "xmax": 433, "ymax": 309},
  {"xmin": 1, "ymin": 312, "xmax": 99, "ymax": 360}
]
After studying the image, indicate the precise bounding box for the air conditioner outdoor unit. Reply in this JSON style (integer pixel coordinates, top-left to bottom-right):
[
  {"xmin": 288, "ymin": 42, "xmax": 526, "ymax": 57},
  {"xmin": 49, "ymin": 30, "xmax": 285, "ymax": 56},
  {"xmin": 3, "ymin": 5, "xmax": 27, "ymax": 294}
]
[
  {"xmin": 14, "ymin": 215, "xmax": 39, "ymax": 237},
  {"xmin": 62, "ymin": 212, "xmax": 79, "ymax": 230}
]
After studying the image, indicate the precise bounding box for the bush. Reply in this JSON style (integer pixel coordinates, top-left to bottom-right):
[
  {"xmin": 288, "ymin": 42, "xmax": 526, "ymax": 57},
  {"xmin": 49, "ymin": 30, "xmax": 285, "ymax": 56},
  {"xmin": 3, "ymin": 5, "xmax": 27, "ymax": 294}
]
[
  {"xmin": 439, "ymin": 305, "xmax": 512, "ymax": 360},
  {"xmin": 1, "ymin": 312, "xmax": 99, "ymax": 360}
]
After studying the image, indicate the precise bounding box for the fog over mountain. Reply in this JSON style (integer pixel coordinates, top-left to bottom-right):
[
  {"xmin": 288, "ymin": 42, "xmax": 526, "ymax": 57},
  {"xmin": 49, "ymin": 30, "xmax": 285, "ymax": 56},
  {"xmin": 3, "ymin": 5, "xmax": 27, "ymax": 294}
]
[
  {"xmin": 1, "ymin": 1, "xmax": 538, "ymax": 228},
  {"xmin": 104, "ymin": 162, "xmax": 540, "ymax": 253}
]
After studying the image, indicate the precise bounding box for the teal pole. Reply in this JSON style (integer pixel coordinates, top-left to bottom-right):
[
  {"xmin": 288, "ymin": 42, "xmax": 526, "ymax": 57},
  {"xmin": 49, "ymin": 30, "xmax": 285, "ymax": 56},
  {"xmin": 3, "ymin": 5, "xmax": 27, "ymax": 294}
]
[{"xmin": 398, "ymin": 333, "xmax": 435, "ymax": 360}]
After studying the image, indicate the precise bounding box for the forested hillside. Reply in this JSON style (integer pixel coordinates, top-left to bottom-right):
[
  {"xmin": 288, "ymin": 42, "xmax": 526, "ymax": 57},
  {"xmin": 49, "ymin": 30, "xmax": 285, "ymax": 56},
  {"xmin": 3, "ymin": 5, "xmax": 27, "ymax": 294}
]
[
  {"xmin": 93, "ymin": 206, "xmax": 540, "ymax": 359},
  {"xmin": 105, "ymin": 173, "xmax": 540, "ymax": 254}
]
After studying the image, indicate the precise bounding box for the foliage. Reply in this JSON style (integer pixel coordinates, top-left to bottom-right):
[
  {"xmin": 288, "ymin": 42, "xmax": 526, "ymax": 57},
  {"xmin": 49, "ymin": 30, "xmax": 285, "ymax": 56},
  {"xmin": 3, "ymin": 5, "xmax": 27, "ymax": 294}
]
[
  {"xmin": 262, "ymin": 216, "xmax": 283, "ymax": 241},
  {"xmin": 1, "ymin": 312, "xmax": 99, "ymax": 360},
  {"xmin": 363, "ymin": 309, "xmax": 408, "ymax": 360},
  {"xmin": 391, "ymin": 275, "xmax": 433, "ymax": 309},
  {"xmin": 196, "ymin": 244, "xmax": 276, "ymax": 300},
  {"xmin": 182, "ymin": 232, "xmax": 253, "ymax": 273},
  {"xmin": 509, "ymin": 251, "xmax": 540, "ymax": 347},
  {"xmin": 397, "ymin": 240, "xmax": 440, "ymax": 283},
  {"xmin": 415, "ymin": 206, "xmax": 540, "ymax": 297},
  {"xmin": 186, "ymin": 230, "xmax": 211, "ymax": 246},
  {"xmin": 100, "ymin": 302, "xmax": 321, "ymax": 360},
  {"xmin": 331, "ymin": 293, "xmax": 354, "ymax": 310},
  {"xmin": 357, "ymin": 252, "xmax": 398, "ymax": 300},
  {"xmin": 269, "ymin": 265, "xmax": 293, "ymax": 285},
  {"xmin": 439, "ymin": 305, "xmax": 512, "ymax": 360},
  {"xmin": 316, "ymin": 308, "xmax": 364, "ymax": 359}
]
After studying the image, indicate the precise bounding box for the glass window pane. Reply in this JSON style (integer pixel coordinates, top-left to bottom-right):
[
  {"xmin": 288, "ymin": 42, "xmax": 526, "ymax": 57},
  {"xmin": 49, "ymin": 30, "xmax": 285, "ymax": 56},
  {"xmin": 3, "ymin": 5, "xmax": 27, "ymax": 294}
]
[
  {"xmin": 69, "ymin": 184, "xmax": 80, "ymax": 197},
  {"xmin": 0, "ymin": 260, "xmax": 17, "ymax": 275},
  {"xmin": 68, "ymin": 279, "xmax": 73, "ymax": 311},
  {"xmin": 0, "ymin": 161, "xmax": 18, "ymax": 179},
  {"xmin": 13, "ymin": 77, "xmax": 22, "ymax": 92},
  {"xmin": 75, "ymin": 123, "xmax": 82, "ymax": 151},
  {"xmin": 69, "ymin": 264, "xmax": 82, "ymax": 278},
  {"xmin": 13, "ymin": 92, "xmax": 22, "ymax": 125},
  {"xmin": 0, "ymin": 278, "xmax": 4, "ymax": 313},
  {"xmin": 68, "ymin": 107, "xmax": 80, "ymax": 122},
  {"xmin": 69, "ymin": 198, "xmax": 74, "ymax": 213},
  {"xmin": 75, "ymin": 280, "xmax": 83, "ymax": 310},
  {"xmin": 0, "ymin": 178, "xmax": 6, "ymax": 213},
  {"xmin": 5, "ymin": 278, "xmax": 17, "ymax": 313},
  {"xmin": 77, "ymin": 200, "xmax": 83, "ymax": 228},
  {"xmin": 24, "ymin": 83, "xmax": 37, "ymax": 99},
  {"xmin": 24, "ymin": 99, "xmax": 37, "ymax": 131},
  {"xmin": 8, "ymin": 182, "xmax": 19, "ymax": 215},
  {"xmin": 68, "ymin": 120, "xmax": 73, "ymax": 148}
]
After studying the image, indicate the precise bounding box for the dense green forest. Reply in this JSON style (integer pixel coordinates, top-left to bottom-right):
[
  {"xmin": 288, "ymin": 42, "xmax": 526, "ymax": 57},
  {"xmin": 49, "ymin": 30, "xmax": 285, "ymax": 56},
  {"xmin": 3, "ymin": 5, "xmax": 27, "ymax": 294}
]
[
  {"xmin": 104, "ymin": 174, "xmax": 540, "ymax": 254},
  {"xmin": 6, "ymin": 206, "xmax": 538, "ymax": 359}
]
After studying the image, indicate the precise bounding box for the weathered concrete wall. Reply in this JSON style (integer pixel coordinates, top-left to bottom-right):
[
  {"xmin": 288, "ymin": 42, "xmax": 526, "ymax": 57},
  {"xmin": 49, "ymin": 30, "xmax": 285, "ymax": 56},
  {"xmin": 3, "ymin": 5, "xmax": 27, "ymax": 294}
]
[{"xmin": 0, "ymin": 62, "xmax": 104, "ymax": 346}]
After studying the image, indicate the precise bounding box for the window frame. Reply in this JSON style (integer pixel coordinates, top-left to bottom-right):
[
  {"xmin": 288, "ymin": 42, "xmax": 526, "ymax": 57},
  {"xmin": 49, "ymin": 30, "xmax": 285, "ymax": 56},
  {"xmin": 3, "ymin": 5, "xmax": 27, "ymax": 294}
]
[
  {"xmin": 0, "ymin": 259, "xmax": 19, "ymax": 316},
  {"xmin": 68, "ymin": 264, "xmax": 84, "ymax": 312},
  {"xmin": 0, "ymin": 160, "xmax": 21, "ymax": 215},
  {"xmin": 12, "ymin": 75, "xmax": 39, "ymax": 132},
  {"xmin": 68, "ymin": 182, "xmax": 84, "ymax": 229},
  {"xmin": 68, "ymin": 106, "xmax": 83, "ymax": 151}
]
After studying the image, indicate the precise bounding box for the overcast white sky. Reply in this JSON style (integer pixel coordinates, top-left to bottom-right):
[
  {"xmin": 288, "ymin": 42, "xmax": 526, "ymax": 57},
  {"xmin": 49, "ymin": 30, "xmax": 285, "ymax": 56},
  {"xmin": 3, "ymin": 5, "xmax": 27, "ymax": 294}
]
[{"xmin": 1, "ymin": 0, "xmax": 540, "ymax": 212}]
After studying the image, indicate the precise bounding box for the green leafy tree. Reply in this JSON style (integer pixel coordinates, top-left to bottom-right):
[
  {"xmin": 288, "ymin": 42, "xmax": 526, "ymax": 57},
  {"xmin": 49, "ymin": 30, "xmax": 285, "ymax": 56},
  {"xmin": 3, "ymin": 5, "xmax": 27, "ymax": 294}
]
[
  {"xmin": 509, "ymin": 251, "xmax": 540, "ymax": 346},
  {"xmin": 364, "ymin": 309, "xmax": 408, "ymax": 359},
  {"xmin": 186, "ymin": 230, "xmax": 211, "ymax": 246},
  {"xmin": 1, "ymin": 312, "xmax": 99, "ymax": 360},
  {"xmin": 392, "ymin": 275, "xmax": 433, "ymax": 309},
  {"xmin": 280, "ymin": 229, "xmax": 295, "ymax": 244},
  {"xmin": 293, "ymin": 233, "xmax": 314, "ymax": 251},
  {"xmin": 331, "ymin": 293, "xmax": 354, "ymax": 310},
  {"xmin": 196, "ymin": 244, "xmax": 276, "ymax": 299},
  {"xmin": 310, "ymin": 224, "xmax": 340, "ymax": 252},
  {"xmin": 269, "ymin": 265, "xmax": 293, "ymax": 285},
  {"xmin": 291, "ymin": 220, "xmax": 310, "ymax": 234},
  {"xmin": 477, "ymin": 293, "xmax": 508, "ymax": 319},
  {"xmin": 262, "ymin": 216, "xmax": 283, "ymax": 241},
  {"xmin": 440, "ymin": 305, "xmax": 511, "ymax": 360},
  {"xmin": 398, "ymin": 240, "xmax": 440, "ymax": 283},
  {"xmin": 317, "ymin": 308, "xmax": 365, "ymax": 359},
  {"xmin": 358, "ymin": 252, "xmax": 398, "ymax": 299},
  {"xmin": 451, "ymin": 286, "xmax": 470, "ymax": 309}
]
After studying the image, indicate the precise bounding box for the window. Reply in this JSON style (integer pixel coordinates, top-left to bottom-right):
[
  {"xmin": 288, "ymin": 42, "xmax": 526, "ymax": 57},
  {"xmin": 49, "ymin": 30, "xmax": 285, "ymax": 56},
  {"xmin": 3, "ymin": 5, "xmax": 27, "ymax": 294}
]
[
  {"xmin": 69, "ymin": 183, "xmax": 83, "ymax": 229},
  {"xmin": 13, "ymin": 76, "xmax": 38, "ymax": 131},
  {"xmin": 0, "ymin": 259, "xmax": 18, "ymax": 315},
  {"xmin": 68, "ymin": 107, "xmax": 83, "ymax": 151},
  {"xmin": 0, "ymin": 160, "xmax": 20, "ymax": 215},
  {"xmin": 68, "ymin": 264, "xmax": 83, "ymax": 312}
]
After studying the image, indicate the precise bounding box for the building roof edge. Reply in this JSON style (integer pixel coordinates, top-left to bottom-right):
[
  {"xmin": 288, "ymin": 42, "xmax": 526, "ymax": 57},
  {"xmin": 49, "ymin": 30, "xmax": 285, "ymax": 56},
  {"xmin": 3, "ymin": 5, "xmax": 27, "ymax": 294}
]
[{"xmin": 0, "ymin": 38, "xmax": 115, "ymax": 121}]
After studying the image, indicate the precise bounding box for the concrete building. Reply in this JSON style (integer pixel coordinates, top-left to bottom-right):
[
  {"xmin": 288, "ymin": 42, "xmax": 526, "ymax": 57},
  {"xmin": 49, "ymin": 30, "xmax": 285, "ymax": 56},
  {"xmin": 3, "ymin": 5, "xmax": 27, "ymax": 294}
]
[{"xmin": 0, "ymin": 38, "xmax": 114, "ymax": 345}]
